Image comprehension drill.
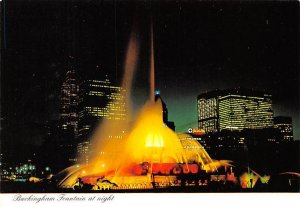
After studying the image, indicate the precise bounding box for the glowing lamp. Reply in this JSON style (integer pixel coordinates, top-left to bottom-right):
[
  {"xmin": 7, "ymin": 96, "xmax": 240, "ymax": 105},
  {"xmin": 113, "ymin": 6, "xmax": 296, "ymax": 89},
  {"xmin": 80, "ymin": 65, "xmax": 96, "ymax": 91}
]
[{"xmin": 145, "ymin": 134, "xmax": 164, "ymax": 148}]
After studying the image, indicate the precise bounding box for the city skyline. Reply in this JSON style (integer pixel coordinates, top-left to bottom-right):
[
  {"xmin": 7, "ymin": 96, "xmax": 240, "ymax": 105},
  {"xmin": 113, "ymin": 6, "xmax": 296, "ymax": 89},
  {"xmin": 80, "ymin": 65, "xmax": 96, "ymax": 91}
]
[
  {"xmin": 2, "ymin": 0, "xmax": 299, "ymax": 153},
  {"xmin": 1, "ymin": 0, "xmax": 299, "ymax": 196}
]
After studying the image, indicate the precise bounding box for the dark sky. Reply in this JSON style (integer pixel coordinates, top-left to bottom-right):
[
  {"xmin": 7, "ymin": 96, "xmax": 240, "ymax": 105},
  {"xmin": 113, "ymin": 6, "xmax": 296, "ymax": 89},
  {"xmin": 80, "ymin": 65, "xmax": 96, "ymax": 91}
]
[{"xmin": 1, "ymin": 0, "xmax": 299, "ymax": 151}]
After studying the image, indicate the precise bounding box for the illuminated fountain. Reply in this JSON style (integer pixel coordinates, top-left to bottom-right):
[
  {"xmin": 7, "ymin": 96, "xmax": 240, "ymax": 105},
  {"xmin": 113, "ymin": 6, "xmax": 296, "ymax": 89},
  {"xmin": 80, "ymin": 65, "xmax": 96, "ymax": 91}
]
[{"xmin": 55, "ymin": 23, "xmax": 231, "ymax": 191}]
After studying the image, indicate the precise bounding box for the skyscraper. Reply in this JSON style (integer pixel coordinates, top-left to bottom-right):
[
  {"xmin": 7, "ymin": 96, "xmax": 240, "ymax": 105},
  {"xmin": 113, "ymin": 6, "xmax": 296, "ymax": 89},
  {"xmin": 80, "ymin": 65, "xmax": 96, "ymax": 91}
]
[
  {"xmin": 60, "ymin": 70, "xmax": 79, "ymax": 137},
  {"xmin": 77, "ymin": 76, "xmax": 126, "ymax": 163},
  {"xmin": 59, "ymin": 69, "xmax": 79, "ymax": 164},
  {"xmin": 274, "ymin": 116, "xmax": 293, "ymax": 142},
  {"xmin": 197, "ymin": 88, "xmax": 274, "ymax": 133},
  {"xmin": 154, "ymin": 91, "xmax": 175, "ymax": 131}
]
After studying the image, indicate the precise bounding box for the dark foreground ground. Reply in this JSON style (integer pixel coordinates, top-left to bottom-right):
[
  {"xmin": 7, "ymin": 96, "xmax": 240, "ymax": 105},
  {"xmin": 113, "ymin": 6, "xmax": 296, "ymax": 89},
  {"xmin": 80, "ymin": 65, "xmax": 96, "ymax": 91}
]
[{"xmin": 1, "ymin": 179, "xmax": 299, "ymax": 193}]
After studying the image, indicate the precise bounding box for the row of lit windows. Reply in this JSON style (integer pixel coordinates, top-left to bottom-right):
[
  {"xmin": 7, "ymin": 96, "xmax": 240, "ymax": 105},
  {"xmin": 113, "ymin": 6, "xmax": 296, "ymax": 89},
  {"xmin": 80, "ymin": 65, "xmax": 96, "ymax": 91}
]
[
  {"xmin": 108, "ymin": 135, "xmax": 123, "ymax": 139},
  {"xmin": 83, "ymin": 106, "xmax": 126, "ymax": 116},
  {"xmin": 275, "ymin": 124, "xmax": 293, "ymax": 133},
  {"xmin": 91, "ymin": 79, "xmax": 110, "ymax": 84},
  {"xmin": 218, "ymin": 106, "xmax": 272, "ymax": 113},
  {"xmin": 199, "ymin": 119, "xmax": 218, "ymax": 133},
  {"xmin": 220, "ymin": 122, "xmax": 273, "ymax": 131},
  {"xmin": 88, "ymin": 84, "xmax": 121, "ymax": 91},
  {"xmin": 77, "ymin": 141, "xmax": 91, "ymax": 154},
  {"xmin": 198, "ymin": 95, "xmax": 273, "ymax": 131},
  {"xmin": 220, "ymin": 94, "xmax": 270, "ymax": 101},
  {"xmin": 88, "ymin": 91, "xmax": 105, "ymax": 96},
  {"xmin": 198, "ymin": 98, "xmax": 217, "ymax": 120},
  {"xmin": 84, "ymin": 106, "xmax": 124, "ymax": 113},
  {"xmin": 106, "ymin": 116, "xmax": 126, "ymax": 120},
  {"xmin": 78, "ymin": 125, "xmax": 91, "ymax": 131},
  {"xmin": 283, "ymin": 136, "xmax": 293, "ymax": 141},
  {"xmin": 85, "ymin": 106, "xmax": 107, "ymax": 112},
  {"xmin": 182, "ymin": 146, "xmax": 203, "ymax": 149},
  {"xmin": 107, "ymin": 94, "xmax": 124, "ymax": 101},
  {"xmin": 81, "ymin": 112, "xmax": 125, "ymax": 119},
  {"xmin": 219, "ymin": 97, "xmax": 273, "ymax": 130},
  {"xmin": 219, "ymin": 100, "xmax": 272, "ymax": 110},
  {"xmin": 179, "ymin": 137, "xmax": 202, "ymax": 141},
  {"xmin": 276, "ymin": 123, "xmax": 292, "ymax": 126}
]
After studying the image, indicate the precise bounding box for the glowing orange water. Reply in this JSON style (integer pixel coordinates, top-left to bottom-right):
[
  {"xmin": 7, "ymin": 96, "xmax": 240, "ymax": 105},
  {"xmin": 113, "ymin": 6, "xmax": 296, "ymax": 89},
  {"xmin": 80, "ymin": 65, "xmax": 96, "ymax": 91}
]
[
  {"xmin": 122, "ymin": 100, "xmax": 186, "ymax": 164},
  {"xmin": 57, "ymin": 98, "xmax": 230, "ymax": 188},
  {"xmin": 57, "ymin": 23, "xmax": 231, "ymax": 189}
]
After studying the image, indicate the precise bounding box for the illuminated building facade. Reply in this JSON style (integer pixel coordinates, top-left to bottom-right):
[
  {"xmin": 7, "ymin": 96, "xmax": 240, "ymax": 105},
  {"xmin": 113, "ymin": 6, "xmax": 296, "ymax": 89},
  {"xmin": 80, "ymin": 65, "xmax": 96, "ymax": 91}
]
[
  {"xmin": 77, "ymin": 76, "xmax": 126, "ymax": 163},
  {"xmin": 198, "ymin": 88, "xmax": 274, "ymax": 133},
  {"xmin": 197, "ymin": 93, "xmax": 218, "ymax": 133},
  {"xmin": 59, "ymin": 69, "xmax": 79, "ymax": 164},
  {"xmin": 60, "ymin": 70, "xmax": 79, "ymax": 138},
  {"xmin": 274, "ymin": 116, "xmax": 293, "ymax": 142}
]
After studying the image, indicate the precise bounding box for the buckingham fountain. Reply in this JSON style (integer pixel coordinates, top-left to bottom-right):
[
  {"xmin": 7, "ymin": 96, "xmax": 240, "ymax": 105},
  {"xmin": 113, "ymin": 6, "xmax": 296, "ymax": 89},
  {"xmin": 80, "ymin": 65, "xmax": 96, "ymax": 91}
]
[{"xmin": 50, "ymin": 23, "xmax": 260, "ymax": 192}]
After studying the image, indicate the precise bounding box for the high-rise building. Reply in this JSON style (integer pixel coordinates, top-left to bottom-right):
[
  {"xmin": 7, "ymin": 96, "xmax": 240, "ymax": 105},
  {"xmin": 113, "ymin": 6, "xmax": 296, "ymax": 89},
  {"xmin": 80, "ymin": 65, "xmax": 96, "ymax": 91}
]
[
  {"xmin": 274, "ymin": 116, "xmax": 293, "ymax": 142},
  {"xmin": 58, "ymin": 69, "xmax": 79, "ymax": 164},
  {"xmin": 197, "ymin": 88, "xmax": 274, "ymax": 133},
  {"xmin": 60, "ymin": 70, "xmax": 79, "ymax": 138},
  {"xmin": 155, "ymin": 91, "xmax": 175, "ymax": 131},
  {"xmin": 77, "ymin": 76, "xmax": 126, "ymax": 163}
]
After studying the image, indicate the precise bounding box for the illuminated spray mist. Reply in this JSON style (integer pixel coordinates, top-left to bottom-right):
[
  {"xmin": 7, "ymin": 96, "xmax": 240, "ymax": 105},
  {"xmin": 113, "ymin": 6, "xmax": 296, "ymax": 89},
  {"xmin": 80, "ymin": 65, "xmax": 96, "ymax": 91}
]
[
  {"xmin": 57, "ymin": 27, "xmax": 141, "ymax": 188},
  {"xmin": 57, "ymin": 22, "xmax": 231, "ymax": 189},
  {"xmin": 87, "ymin": 26, "xmax": 140, "ymax": 172}
]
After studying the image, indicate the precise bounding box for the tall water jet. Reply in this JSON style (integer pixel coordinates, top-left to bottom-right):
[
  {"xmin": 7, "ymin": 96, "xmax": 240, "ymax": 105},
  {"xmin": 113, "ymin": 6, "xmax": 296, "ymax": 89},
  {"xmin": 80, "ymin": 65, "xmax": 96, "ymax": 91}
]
[
  {"xmin": 121, "ymin": 26, "xmax": 140, "ymax": 111},
  {"xmin": 56, "ymin": 16, "xmax": 231, "ymax": 190},
  {"xmin": 57, "ymin": 26, "xmax": 141, "ymax": 188},
  {"xmin": 87, "ymin": 26, "xmax": 141, "ymax": 173}
]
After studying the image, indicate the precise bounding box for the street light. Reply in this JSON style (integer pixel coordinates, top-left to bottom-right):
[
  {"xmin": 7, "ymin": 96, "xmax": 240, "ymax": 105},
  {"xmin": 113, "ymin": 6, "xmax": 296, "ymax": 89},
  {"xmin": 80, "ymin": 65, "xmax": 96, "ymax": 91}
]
[{"xmin": 45, "ymin": 166, "xmax": 51, "ymax": 175}]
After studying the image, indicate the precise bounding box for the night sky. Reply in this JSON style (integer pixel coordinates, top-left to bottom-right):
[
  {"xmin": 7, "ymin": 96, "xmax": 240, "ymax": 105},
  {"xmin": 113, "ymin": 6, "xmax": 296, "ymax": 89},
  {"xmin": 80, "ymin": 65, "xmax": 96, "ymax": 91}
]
[{"xmin": 1, "ymin": 0, "xmax": 299, "ymax": 151}]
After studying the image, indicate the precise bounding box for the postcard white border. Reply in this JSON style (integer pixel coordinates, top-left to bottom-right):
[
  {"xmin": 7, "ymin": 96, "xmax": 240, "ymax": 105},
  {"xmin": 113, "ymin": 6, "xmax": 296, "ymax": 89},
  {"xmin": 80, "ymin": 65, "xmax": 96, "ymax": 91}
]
[{"xmin": 0, "ymin": 193, "xmax": 299, "ymax": 207}]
